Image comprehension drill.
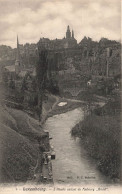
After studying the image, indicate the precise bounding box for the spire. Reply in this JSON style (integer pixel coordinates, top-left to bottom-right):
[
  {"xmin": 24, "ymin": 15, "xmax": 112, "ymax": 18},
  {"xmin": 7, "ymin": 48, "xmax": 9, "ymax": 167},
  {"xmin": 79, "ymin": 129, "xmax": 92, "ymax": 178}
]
[
  {"xmin": 72, "ymin": 30, "xmax": 74, "ymax": 38},
  {"xmin": 16, "ymin": 35, "xmax": 20, "ymax": 62},
  {"xmin": 15, "ymin": 35, "xmax": 21, "ymax": 74},
  {"xmin": 66, "ymin": 25, "xmax": 71, "ymax": 39},
  {"xmin": 17, "ymin": 35, "xmax": 19, "ymax": 45}
]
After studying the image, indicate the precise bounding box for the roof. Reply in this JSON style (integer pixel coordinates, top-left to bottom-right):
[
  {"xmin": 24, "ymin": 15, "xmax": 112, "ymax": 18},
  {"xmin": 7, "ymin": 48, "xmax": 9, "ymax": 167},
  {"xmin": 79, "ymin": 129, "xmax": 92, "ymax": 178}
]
[{"xmin": 4, "ymin": 65, "xmax": 15, "ymax": 72}]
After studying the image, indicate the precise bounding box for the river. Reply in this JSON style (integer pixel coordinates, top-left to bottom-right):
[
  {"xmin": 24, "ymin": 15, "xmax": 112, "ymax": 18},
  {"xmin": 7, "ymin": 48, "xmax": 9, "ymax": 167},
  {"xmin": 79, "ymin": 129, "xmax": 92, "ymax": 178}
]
[{"xmin": 43, "ymin": 108, "xmax": 110, "ymax": 186}]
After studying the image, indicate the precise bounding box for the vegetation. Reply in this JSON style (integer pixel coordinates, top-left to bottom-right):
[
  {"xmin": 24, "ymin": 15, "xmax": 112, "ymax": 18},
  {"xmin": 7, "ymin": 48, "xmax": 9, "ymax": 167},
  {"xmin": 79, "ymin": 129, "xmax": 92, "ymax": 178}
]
[
  {"xmin": 0, "ymin": 105, "xmax": 39, "ymax": 182},
  {"xmin": 36, "ymin": 49, "xmax": 48, "ymax": 122},
  {"xmin": 72, "ymin": 95, "xmax": 121, "ymax": 181}
]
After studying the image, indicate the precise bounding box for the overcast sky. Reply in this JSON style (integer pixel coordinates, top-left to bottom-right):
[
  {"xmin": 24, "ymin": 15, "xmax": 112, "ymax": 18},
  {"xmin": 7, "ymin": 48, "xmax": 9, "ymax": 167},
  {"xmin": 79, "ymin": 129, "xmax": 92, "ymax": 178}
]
[{"xmin": 0, "ymin": 0, "xmax": 121, "ymax": 48}]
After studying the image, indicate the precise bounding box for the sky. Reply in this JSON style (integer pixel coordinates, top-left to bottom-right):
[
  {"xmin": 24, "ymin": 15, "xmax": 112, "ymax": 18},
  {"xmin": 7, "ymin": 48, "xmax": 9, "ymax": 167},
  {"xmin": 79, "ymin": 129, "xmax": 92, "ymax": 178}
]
[{"xmin": 0, "ymin": 0, "xmax": 121, "ymax": 48}]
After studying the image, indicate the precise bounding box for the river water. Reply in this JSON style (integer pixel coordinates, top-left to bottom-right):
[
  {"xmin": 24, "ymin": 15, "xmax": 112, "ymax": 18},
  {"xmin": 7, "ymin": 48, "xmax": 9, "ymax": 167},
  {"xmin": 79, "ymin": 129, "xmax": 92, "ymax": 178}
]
[{"xmin": 43, "ymin": 108, "xmax": 110, "ymax": 186}]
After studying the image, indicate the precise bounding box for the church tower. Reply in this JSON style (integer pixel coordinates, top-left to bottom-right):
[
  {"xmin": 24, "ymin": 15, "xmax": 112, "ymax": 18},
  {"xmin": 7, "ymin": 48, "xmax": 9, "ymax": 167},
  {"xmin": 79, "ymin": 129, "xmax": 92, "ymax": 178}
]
[
  {"xmin": 66, "ymin": 25, "xmax": 71, "ymax": 39},
  {"xmin": 15, "ymin": 35, "xmax": 21, "ymax": 74}
]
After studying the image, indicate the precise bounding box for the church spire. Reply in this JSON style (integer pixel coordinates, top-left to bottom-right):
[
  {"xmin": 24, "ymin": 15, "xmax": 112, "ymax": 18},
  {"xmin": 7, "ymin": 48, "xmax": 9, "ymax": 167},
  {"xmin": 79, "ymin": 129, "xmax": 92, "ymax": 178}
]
[
  {"xmin": 67, "ymin": 25, "xmax": 70, "ymax": 31},
  {"xmin": 16, "ymin": 35, "xmax": 20, "ymax": 62},
  {"xmin": 15, "ymin": 35, "xmax": 21, "ymax": 74},
  {"xmin": 66, "ymin": 25, "xmax": 71, "ymax": 39}
]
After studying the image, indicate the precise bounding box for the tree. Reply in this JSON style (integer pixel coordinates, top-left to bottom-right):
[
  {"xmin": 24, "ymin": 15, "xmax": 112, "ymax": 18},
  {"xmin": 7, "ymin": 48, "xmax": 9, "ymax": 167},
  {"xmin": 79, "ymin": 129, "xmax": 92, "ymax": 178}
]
[{"xmin": 36, "ymin": 48, "xmax": 48, "ymax": 123}]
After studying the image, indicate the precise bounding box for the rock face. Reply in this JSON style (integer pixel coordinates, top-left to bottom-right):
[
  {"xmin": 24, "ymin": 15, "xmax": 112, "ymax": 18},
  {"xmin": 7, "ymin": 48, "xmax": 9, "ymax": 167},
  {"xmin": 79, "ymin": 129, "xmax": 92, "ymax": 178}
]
[
  {"xmin": 46, "ymin": 37, "xmax": 121, "ymax": 81},
  {"xmin": 47, "ymin": 38, "xmax": 121, "ymax": 98}
]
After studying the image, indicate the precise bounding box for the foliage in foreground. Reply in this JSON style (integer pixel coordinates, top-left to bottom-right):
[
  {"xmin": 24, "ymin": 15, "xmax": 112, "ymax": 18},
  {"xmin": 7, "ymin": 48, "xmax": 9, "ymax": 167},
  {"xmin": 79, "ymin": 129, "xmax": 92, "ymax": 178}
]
[{"xmin": 72, "ymin": 98, "xmax": 121, "ymax": 181}]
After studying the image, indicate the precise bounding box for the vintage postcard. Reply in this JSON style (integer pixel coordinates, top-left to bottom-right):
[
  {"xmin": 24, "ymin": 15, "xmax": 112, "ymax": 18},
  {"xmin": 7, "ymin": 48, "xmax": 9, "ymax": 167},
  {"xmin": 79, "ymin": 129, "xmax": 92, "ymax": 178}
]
[{"xmin": 0, "ymin": 0, "xmax": 121, "ymax": 193}]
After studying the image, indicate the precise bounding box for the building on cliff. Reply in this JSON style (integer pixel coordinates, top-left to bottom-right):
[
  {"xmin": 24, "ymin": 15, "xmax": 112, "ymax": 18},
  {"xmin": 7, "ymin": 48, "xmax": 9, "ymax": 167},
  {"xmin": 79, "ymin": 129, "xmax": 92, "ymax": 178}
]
[
  {"xmin": 63, "ymin": 25, "xmax": 77, "ymax": 48},
  {"xmin": 38, "ymin": 25, "xmax": 77, "ymax": 50}
]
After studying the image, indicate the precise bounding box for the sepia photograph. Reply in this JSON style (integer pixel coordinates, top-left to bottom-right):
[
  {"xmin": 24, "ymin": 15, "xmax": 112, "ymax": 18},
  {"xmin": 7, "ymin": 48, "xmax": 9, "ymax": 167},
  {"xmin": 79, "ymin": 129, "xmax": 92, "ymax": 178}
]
[{"xmin": 0, "ymin": 0, "xmax": 121, "ymax": 193}]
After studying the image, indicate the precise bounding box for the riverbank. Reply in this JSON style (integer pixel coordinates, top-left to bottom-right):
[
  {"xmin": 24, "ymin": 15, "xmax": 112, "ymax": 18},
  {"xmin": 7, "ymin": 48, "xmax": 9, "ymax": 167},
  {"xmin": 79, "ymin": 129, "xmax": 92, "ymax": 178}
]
[
  {"xmin": 43, "ymin": 107, "xmax": 112, "ymax": 185},
  {"xmin": 71, "ymin": 95, "xmax": 121, "ymax": 183}
]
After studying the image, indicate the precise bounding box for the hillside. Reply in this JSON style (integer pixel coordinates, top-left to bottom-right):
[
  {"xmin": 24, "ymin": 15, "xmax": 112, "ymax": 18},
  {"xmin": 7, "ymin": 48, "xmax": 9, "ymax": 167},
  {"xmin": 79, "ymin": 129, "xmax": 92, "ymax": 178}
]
[
  {"xmin": 72, "ymin": 95, "xmax": 121, "ymax": 182},
  {"xmin": 0, "ymin": 104, "xmax": 46, "ymax": 183}
]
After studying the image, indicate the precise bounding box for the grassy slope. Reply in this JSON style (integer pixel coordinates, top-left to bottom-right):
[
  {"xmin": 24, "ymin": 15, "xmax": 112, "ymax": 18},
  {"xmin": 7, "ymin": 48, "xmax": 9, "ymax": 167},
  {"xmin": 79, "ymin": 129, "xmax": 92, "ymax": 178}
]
[
  {"xmin": 72, "ymin": 96, "xmax": 121, "ymax": 181},
  {"xmin": 0, "ymin": 105, "xmax": 43, "ymax": 183},
  {"xmin": 0, "ymin": 89, "xmax": 59, "ymax": 183}
]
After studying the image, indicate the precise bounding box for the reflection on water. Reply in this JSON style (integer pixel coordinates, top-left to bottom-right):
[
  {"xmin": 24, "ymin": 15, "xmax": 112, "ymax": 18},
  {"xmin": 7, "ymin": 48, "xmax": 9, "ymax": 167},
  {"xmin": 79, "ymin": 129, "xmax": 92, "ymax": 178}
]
[{"xmin": 43, "ymin": 108, "xmax": 110, "ymax": 186}]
